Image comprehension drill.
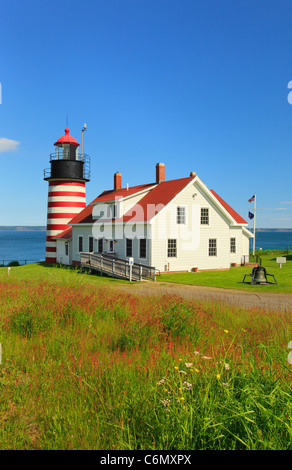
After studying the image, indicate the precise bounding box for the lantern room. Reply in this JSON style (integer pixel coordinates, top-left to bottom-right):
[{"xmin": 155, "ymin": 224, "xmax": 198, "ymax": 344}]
[{"xmin": 44, "ymin": 128, "xmax": 90, "ymax": 182}]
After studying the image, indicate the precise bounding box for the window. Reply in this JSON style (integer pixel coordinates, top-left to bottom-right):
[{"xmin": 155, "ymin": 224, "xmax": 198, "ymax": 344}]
[
  {"xmin": 98, "ymin": 238, "xmax": 103, "ymax": 253},
  {"xmin": 126, "ymin": 238, "xmax": 132, "ymax": 257},
  {"xmin": 230, "ymin": 238, "xmax": 236, "ymax": 253},
  {"xmin": 106, "ymin": 205, "xmax": 112, "ymax": 218},
  {"xmin": 201, "ymin": 208, "xmax": 209, "ymax": 225},
  {"xmin": 139, "ymin": 238, "xmax": 146, "ymax": 258},
  {"xmin": 105, "ymin": 204, "xmax": 118, "ymax": 219},
  {"xmin": 167, "ymin": 239, "xmax": 177, "ymax": 257},
  {"xmin": 89, "ymin": 236, "xmax": 94, "ymax": 252},
  {"xmin": 209, "ymin": 239, "xmax": 217, "ymax": 256},
  {"xmin": 109, "ymin": 240, "xmax": 114, "ymax": 252},
  {"xmin": 78, "ymin": 236, "xmax": 83, "ymax": 253},
  {"xmin": 177, "ymin": 206, "xmax": 186, "ymax": 224},
  {"xmin": 65, "ymin": 242, "xmax": 69, "ymax": 256}
]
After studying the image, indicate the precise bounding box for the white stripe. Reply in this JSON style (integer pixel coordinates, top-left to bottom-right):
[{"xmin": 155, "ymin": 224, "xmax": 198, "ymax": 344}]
[
  {"xmin": 49, "ymin": 185, "xmax": 85, "ymax": 193},
  {"xmin": 47, "ymin": 206, "xmax": 82, "ymax": 214},
  {"xmin": 46, "ymin": 218, "xmax": 72, "ymax": 225},
  {"xmin": 46, "ymin": 229, "xmax": 64, "ymax": 236},
  {"xmin": 46, "ymin": 253, "xmax": 56, "ymax": 259},
  {"xmin": 48, "ymin": 196, "xmax": 86, "ymax": 203},
  {"xmin": 45, "ymin": 242, "xmax": 57, "ymax": 248}
]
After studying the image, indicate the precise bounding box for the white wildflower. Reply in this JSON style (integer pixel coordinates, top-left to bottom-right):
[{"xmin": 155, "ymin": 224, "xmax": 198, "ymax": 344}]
[
  {"xmin": 161, "ymin": 398, "xmax": 171, "ymax": 406},
  {"xmin": 182, "ymin": 381, "xmax": 193, "ymax": 390},
  {"xmin": 185, "ymin": 363, "xmax": 193, "ymax": 367},
  {"xmin": 157, "ymin": 378, "xmax": 165, "ymax": 385}
]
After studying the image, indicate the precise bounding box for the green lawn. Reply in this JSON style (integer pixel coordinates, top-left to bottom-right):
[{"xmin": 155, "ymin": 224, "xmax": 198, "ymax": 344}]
[
  {"xmin": 158, "ymin": 252, "xmax": 292, "ymax": 293},
  {"xmin": 1, "ymin": 251, "xmax": 292, "ymax": 294},
  {"xmin": 0, "ymin": 261, "xmax": 131, "ymax": 287}
]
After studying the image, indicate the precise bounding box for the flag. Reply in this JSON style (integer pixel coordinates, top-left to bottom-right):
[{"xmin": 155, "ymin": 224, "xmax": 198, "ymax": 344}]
[
  {"xmin": 248, "ymin": 195, "xmax": 255, "ymax": 203},
  {"xmin": 248, "ymin": 211, "xmax": 254, "ymax": 219}
]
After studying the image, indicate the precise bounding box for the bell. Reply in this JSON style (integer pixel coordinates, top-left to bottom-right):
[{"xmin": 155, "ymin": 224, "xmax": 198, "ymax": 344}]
[{"xmin": 252, "ymin": 266, "xmax": 267, "ymax": 284}]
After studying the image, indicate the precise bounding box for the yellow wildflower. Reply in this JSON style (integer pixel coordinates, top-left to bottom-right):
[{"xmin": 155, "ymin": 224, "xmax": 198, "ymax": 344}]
[{"xmin": 216, "ymin": 374, "xmax": 221, "ymax": 380}]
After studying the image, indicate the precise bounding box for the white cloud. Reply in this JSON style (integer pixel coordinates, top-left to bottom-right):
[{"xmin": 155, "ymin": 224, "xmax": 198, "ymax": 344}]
[
  {"xmin": 0, "ymin": 138, "xmax": 20, "ymax": 153},
  {"xmin": 271, "ymin": 217, "xmax": 291, "ymax": 221},
  {"xmin": 257, "ymin": 207, "xmax": 287, "ymax": 211}
]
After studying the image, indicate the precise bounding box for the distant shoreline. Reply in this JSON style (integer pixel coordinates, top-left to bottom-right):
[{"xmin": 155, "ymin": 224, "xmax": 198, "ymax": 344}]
[
  {"xmin": 0, "ymin": 226, "xmax": 46, "ymax": 231},
  {"xmin": 0, "ymin": 226, "xmax": 291, "ymax": 232}
]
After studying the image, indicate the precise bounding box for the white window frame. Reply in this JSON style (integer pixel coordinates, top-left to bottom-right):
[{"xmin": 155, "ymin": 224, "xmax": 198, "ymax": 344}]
[
  {"xmin": 167, "ymin": 239, "xmax": 177, "ymax": 258},
  {"xmin": 177, "ymin": 206, "xmax": 186, "ymax": 225},
  {"xmin": 230, "ymin": 237, "xmax": 236, "ymax": 254},
  {"xmin": 89, "ymin": 236, "xmax": 94, "ymax": 253},
  {"xmin": 201, "ymin": 207, "xmax": 209, "ymax": 225},
  {"xmin": 208, "ymin": 238, "xmax": 217, "ymax": 257},
  {"xmin": 78, "ymin": 236, "xmax": 83, "ymax": 253},
  {"xmin": 98, "ymin": 238, "xmax": 103, "ymax": 253},
  {"xmin": 139, "ymin": 238, "xmax": 147, "ymax": 259},
  {"xmin": 126, "ymin": 238, "xmax": 133, "ymax": 257}
]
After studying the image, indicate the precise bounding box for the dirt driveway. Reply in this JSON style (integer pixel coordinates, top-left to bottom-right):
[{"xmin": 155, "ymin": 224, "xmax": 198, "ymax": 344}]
[{"xmin": 114, "ymin": 281, "xmax": 292, "ymax": 313}]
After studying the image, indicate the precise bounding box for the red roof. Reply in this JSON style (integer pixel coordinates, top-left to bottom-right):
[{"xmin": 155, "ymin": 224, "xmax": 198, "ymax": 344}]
[
  {"xmin": 69, "ymin": 177, "xmax": 195, "ymax": 225},
  {"xmin": 54, "ymin": 128, "xmax": 80, "ymax": 147},
  {"xmin": 210, "ymin": 189, "xmax": 247, "ymax": 224},
  {"xmin": 91, "ymin": 183, "xmax": 156, "ymax": 203},
  {"xmin": 69, "ymin": 201, "xmax": 94, "ymax": 225},
  {"xmin": 68, "ymin": 176, "xmax": 247, "ymax": 226},
  {"xmin": 52, "ymin": 227, "xmax": 72, "ymax": 239},
  {"xmin": 119, "ymin": 176, "xmax": 194, "ymax": 222}
]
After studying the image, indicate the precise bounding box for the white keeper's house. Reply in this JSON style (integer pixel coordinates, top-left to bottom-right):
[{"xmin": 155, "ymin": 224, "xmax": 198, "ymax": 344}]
[{"xmin": 48, "ymin": 153, "xmax": 253, "ymax": 273}]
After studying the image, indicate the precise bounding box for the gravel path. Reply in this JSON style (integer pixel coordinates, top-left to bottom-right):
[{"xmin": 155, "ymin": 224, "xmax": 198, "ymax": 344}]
[{"xmin": 113, "ymin": 281, "xmax": 292, "ymax": 312}]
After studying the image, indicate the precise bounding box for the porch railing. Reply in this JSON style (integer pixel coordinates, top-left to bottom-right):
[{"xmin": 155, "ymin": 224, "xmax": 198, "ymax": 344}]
[{"xmin": 80, "ymin": 252, "xmax": 158, "ymax": 281}]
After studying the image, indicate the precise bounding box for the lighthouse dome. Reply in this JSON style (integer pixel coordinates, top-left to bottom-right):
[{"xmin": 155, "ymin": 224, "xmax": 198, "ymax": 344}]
[{"xmin": 54, "ymin": 128, "xmax": 80, "ymax": 147}]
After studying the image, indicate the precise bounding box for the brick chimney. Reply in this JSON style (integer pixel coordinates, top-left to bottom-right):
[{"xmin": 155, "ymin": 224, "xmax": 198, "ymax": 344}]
[
  {"xmin": 156, "ymin": 163, "xmax": 165, "ymax": 184},
  {"xmin": 114, "ymin": 171, "xmax": 122, "ymax": 191}
]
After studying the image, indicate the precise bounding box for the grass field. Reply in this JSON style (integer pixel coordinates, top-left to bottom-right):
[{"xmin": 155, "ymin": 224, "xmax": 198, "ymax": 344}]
[
  {"xmin": 0, "ymin": 261, "xmax": 291, "ymax": 450},
  {"xmin": 159, "ymin": 251, "xmax": 292, "ymax": 293}
]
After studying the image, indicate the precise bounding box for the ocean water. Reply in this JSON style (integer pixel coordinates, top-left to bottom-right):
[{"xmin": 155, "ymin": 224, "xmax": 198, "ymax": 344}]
[
  {"xmin": 0, "ymin": 231, "xmax": 46, "ymax": 265},
  {"xmin": 250, "ymin": 231, "xmax": 292, "ymax": 251},
  {"xmin": 0, "ymin": 230, "xmax": 291, "ymax": 266}
]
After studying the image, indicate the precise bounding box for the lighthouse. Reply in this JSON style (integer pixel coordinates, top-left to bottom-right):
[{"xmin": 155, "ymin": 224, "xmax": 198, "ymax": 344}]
[{"xmin": 44, "ymin": 127, "xmax": 90, "ymax": 263}]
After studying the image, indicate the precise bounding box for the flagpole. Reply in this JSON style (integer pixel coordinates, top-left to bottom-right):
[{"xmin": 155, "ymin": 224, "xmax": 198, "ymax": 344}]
[{"xmin": 253, "ymin": 193, "xmax": 256, "ymax": 256}]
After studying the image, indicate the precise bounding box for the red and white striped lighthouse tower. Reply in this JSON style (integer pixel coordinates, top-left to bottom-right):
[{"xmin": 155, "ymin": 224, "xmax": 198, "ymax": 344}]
[{"xmin": 44, "ymin": 128, "xmax": 90, "ymax": 263}]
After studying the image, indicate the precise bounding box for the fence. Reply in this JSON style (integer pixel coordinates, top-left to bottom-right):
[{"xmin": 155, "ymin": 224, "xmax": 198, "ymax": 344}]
[{"xmin": 0, "ymin": 259, "xmax": 45, "ymax": 267}]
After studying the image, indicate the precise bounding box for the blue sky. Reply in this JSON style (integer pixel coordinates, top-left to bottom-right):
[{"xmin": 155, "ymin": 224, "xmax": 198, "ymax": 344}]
[{"xmin": 0, "ymin": 0, "xmax": 292, "ymax": 228}]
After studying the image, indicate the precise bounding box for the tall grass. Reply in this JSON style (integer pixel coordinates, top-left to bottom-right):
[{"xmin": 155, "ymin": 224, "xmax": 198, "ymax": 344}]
[{"xmin": 0, "ymin": 270, "xmax": 291, "ymax": 449}]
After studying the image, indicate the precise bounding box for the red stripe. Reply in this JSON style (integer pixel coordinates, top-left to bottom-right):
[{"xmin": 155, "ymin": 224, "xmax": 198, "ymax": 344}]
[
  {"xmin": 49, "ymin": 181, "xmax": 85, "ymax": 187},
  {"xmin": 48, "ymin": 201, "xmax": 86, "ymax": 208},
  {"xmin": 46, "ymin": 235, "xmax": 54, "ymax": 242},
  {"xmin": 45, "ymin": 256, "xmax": 56, "ymax": 263},
  {"xmin": 47, "ymin": 213, "xmax": 78, "ymax": 219},
  {"xmin": 48, "ymin": 191, "xmax": 86, "ymax": 198},
  {"xmin": 46, "ymin": 224, "xmax": 71, "ymax": 231},
  {"xmin": 45, "ymin": 246, "xmax": 57, "ymax": 252}
]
